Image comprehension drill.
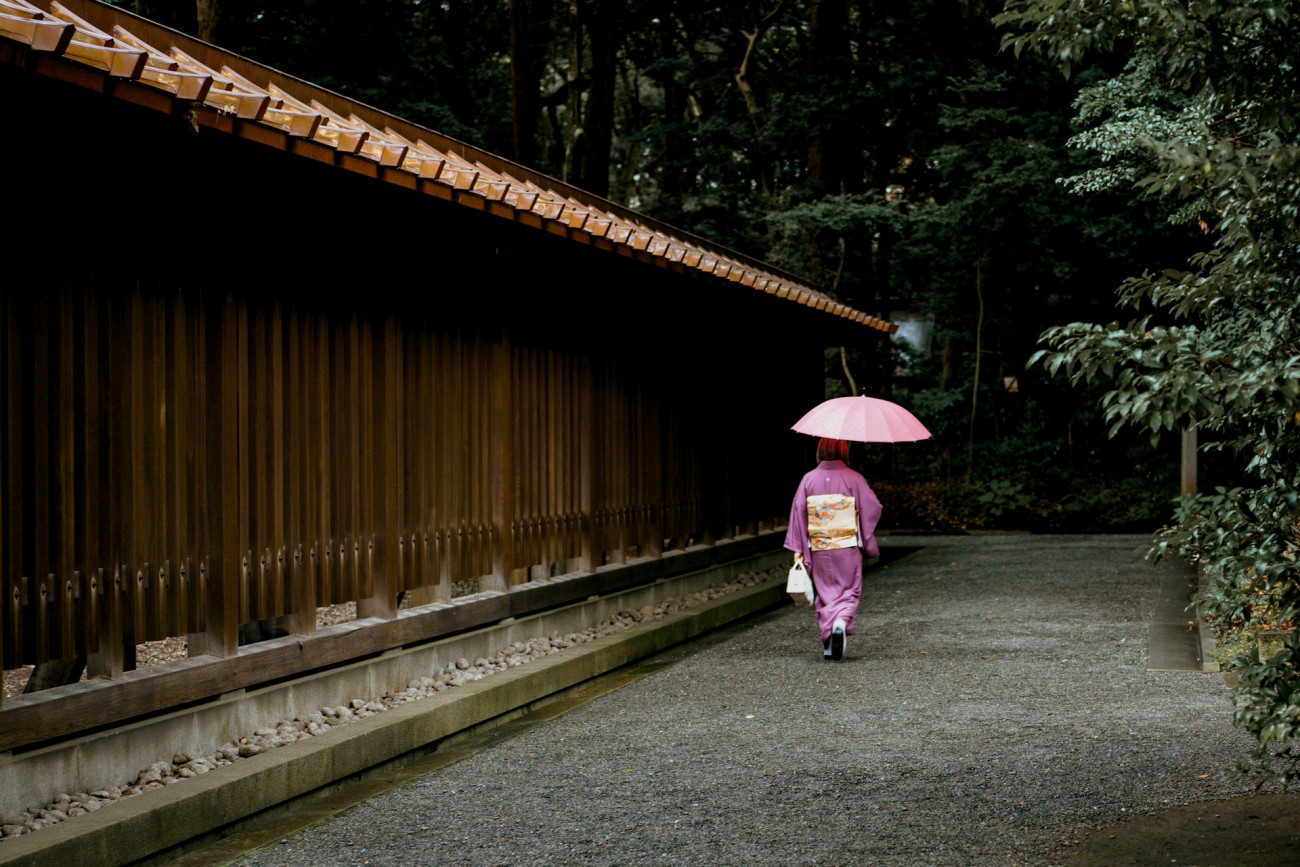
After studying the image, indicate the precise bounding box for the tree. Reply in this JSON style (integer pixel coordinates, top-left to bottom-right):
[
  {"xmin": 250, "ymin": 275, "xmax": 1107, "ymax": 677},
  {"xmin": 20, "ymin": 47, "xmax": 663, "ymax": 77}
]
[
  {"xmin": 999, "ymin": 0, "xmax": 1300, "ymax": 783},
  {"xmin": 108, "ymin": 0, "xmax": 1185, "ymax": 524}
]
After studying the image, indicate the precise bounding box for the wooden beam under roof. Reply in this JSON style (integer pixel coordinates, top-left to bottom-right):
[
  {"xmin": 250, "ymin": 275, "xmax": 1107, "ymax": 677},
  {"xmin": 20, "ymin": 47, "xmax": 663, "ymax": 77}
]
[
  {"xmin": 0, "ymin": 0, "xmax": 72, "ymax": 53},
  {"xmin": 47, "ymin": 1, "xmax": 144, "ymax": 78},
  {"xmin": 110, "ymin": 26, "xmax": 211, "ymax": 101}
]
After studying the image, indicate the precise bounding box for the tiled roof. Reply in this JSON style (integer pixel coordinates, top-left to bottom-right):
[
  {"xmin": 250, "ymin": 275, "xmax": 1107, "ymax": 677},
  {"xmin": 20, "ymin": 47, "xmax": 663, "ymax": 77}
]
[{"xmin": 0, "ymin": 0, "xmax": 895, "ymax": 333}]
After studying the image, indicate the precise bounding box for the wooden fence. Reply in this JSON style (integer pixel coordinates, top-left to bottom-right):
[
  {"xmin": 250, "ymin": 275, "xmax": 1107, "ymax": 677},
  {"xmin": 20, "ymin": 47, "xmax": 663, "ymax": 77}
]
[{"xmin": 1, "ymin": 282, "xmax": 798, "ymax": 745}]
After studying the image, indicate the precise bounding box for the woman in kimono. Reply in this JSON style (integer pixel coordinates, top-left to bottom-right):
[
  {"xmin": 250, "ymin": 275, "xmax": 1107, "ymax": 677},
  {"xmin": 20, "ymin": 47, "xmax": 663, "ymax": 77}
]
[{"xmin": 784, "ymin": 437, "xmax": 882, "ymax": 660}]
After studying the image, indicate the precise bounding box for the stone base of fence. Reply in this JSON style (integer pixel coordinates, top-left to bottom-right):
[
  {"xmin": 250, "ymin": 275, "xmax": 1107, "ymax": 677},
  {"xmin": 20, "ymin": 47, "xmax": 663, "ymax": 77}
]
[{"xmin": 0, "ymin": 548, "xmax": 788, "ymax": 866}]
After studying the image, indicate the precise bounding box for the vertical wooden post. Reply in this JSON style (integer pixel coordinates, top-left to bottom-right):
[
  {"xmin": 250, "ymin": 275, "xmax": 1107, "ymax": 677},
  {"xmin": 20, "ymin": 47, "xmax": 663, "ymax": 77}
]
[
  {"xmin": 3, "ymin": 292, "xmax": 23, "ymax": 690},
  {"xmin": 189, "ymin": 294, "xmax": 240, "ymax": 659},
  {"xmin": 100, "ymin": 289, "xmax": 141, "ymax": 670},
  {"xmin": 607, "ymin": 371, "xmax": 627, "ymax": 566},
  {"xmin": 89, "ymin": 566, "xmax": 125, "ymax": 679},
  {"xmin": 31, "ymin": 297, "xmax": 53, "ymax": 664},
  {"xmin": 1181, "ymin": 424, "xmax": 1198, "ymax": 499},
  {"xmin": 486, "ymin": 333, "xmax": 513, "ymax": 593},
  {"xmin": 577, "ymin": 356, "xmax": 595, "ymax": 573},
  {"xmin": 435, "ymin": 335, "xmax": 453, "ymax": 601},
  {"xmin": 645, "ymin": 400, "xmax": 664, "ymax": 559},
  {"xmin": 286, "ymin": 312, "xmax": 315, "ymax": 636},
  {"xmin": 359, "ymin": 317, "xmax": 399, "ymax": 620}
]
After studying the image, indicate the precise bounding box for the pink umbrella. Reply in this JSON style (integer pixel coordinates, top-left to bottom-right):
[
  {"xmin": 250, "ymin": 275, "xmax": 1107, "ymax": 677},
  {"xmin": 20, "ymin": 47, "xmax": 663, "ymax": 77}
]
[{"xmin": 791, "ymin": 395, "xmax": 931, "ymax": 443}]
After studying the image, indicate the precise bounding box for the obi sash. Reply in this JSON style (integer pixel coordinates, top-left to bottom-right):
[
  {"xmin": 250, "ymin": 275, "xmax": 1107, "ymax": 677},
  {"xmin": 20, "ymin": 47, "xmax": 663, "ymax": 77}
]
[{"xmin": 807, "ymin": 494, "xmax": 859, "ymax": 551}]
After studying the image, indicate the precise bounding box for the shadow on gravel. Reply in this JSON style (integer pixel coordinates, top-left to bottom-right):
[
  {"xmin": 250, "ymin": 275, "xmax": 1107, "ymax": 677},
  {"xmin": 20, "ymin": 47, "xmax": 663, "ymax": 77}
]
[
  {"xmin": 876, "ymin": 545, "xmax": 923, "ymax": 568},
  {"xmin": 1056, "ymin": 785, "xmax": 1300, "ymax": 864}
]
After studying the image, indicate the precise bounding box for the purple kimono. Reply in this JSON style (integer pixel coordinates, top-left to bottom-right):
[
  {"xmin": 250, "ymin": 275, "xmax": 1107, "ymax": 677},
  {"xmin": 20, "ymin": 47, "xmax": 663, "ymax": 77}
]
[{"xmin": 783, "ymin": 460, "xmax": 882, "ymax": 641}]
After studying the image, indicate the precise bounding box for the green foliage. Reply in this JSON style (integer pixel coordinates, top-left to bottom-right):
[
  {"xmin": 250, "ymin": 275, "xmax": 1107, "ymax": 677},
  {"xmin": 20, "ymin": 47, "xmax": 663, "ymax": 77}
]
[
  {"xmin": 974, "ymin": 478, "xmax": 1031, "ymax": 518},
  {"xmin": 1000, "ymin": 0, "xmax": 1300, "ymax": 782},
  {"xmin": 872, "ymin": 469, "xmax": 1170, "ymax": 532},
  {"xmin": 1232, "ymin": 630, "xmax": 1300, "ymax": 786}
]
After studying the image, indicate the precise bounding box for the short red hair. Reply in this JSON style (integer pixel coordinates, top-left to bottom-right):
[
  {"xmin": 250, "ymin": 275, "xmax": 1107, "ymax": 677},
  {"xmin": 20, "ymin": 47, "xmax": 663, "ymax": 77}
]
[{"xmin": 817, "ymin": 437, "xmax": 849, "ymax": 462}]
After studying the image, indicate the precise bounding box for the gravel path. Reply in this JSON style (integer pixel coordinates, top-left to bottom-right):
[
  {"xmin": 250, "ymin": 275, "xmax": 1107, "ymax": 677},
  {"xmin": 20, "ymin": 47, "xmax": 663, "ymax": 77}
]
[{"xmin": 233, "ymin": 535, "xmax": 1275, "ymax": 866}]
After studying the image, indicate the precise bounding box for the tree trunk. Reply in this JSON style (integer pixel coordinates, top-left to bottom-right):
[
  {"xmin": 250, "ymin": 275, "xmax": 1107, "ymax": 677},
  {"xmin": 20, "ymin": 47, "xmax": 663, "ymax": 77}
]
[
  {"xmin": 196, "ymin": 0, "xmax": 220, "ymax": 44},
  {"xmin": 563, "ymin": 0, "xmax": 585, "ymax": 185},
  {"xmin": 964, "ymin": 255, "xmax": 984, "ymax": 485},
  {"xmin": 579, "ymin": 0, "xmax": 621, "ymax": 197},
  {"xmin": 510, "ymin": 0, "xmax": 542, "ymax": 168},
  {"xmin": 653, "ymin": 20, "xmax": 691, "ymax": 213},
  {"xmin": 839, "ymin": 346, "xmax": 858, "ymax": 396},
  {"xmin": 939, "ymin": 338, "xmax": 953, "ymax": 392},
  {"xmin": 734, "ymin": 1, "xmax": 787, "ymax": 199},
  {"xmin": 806, "ymin": 0, "xmax": 858, "ymax": 193}
]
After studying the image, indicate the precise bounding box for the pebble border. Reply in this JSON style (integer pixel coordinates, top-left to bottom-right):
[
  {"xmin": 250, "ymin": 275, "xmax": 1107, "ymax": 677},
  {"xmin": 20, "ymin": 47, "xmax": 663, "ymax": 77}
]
[{"xmin": 0, "ymin": 566, "xmax": 781, "ymax": 841}]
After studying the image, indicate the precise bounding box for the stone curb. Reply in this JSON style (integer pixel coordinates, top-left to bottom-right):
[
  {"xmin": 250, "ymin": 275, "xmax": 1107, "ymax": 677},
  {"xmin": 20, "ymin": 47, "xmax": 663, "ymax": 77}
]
[
  {"xmin": 0, "ymin": 577, "xmax": 789, "ymax": 866},
  {"xmin": 1193, "ymin": 564, "xmax": 1222, "ymax": 674}
]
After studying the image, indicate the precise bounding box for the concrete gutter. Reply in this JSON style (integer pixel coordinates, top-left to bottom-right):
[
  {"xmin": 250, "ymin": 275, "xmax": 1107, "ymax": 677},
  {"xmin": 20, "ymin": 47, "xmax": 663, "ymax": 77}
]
[
  {"xmin": 1145, "ymin": 558, "xmax": 1205, "ymax": 672},
  {"xmin": 1193, "ymin": 564, "xmax": 1222, "ymax": 674},
  {"xmin": 0, "ymin": 551, "xmax": 788, "ymax": 866}
]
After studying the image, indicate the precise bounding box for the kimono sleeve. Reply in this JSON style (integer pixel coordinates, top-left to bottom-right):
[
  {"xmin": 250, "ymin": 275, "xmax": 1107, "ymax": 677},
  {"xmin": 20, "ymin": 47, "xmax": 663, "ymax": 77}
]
[
  {"xmin": 855, "ymin": 479, "xmax": 883, "ymax": 559},
  {"xmin": 783, "ymin": 476, "xmax": 811, "ymax": 561}
]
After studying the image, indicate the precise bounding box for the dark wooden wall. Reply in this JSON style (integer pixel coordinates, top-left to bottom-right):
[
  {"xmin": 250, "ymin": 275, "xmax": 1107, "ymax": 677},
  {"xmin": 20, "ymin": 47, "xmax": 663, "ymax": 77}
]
[{"xmin": 0, "ymin": 64, "xmax": 842, "ymax": 738}]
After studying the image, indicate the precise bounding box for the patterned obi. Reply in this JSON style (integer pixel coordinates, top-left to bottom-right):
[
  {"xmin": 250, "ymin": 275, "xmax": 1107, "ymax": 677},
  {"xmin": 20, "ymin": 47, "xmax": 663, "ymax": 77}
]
[{"xmin": 807, "ymin": 494, "xmax": 859, "ymax": 551}]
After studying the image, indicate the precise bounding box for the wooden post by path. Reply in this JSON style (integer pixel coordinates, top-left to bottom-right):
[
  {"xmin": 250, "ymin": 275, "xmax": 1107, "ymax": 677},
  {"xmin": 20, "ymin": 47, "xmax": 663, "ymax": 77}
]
[{"xmin": 1181, "ymin": 425, "xmax": 1197, "ymax": 499}]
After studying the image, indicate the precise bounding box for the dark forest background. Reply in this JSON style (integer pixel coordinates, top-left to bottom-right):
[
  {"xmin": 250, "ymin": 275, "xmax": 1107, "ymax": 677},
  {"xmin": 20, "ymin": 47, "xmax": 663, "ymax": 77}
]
[{"xmin": 114, "ymin": 0, "xmax": 1211, "ymax": 532}]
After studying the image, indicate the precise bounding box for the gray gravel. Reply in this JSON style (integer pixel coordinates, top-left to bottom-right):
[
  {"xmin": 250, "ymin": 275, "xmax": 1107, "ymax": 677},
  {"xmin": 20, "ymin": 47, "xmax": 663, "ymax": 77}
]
[{"xmin": 234, "ymin": 534, "xmax": 1272, "ymax": 866}]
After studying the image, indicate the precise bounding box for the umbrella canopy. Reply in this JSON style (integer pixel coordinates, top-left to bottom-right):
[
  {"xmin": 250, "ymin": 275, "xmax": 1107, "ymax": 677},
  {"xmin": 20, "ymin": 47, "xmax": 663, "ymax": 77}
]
[{"xmin": 792, "ymin": 396, "xmax": 931, "ymax": 443}]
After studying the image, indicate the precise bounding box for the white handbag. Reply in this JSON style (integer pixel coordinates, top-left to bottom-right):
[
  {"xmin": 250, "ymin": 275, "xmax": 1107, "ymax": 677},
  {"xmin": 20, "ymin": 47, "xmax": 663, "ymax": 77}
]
[{"xmin": 786, "ymin": 560, "xmax": 814, "ymax": 606}]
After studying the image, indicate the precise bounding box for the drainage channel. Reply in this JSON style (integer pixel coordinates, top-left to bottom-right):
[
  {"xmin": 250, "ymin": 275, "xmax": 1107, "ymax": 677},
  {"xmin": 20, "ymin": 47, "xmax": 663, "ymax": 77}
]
[
  {"xmin": 131, "ymin": 545, "xmax": 924, "ymax": 867},
  {"xmin": 132, "ymin": 607, "xmax": 776, "ymax": 867}
]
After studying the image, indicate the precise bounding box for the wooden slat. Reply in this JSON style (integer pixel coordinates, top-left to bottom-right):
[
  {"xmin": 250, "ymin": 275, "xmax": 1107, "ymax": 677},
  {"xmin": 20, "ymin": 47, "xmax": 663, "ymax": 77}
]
[
  {"xmin": 143, "ymin": 294, "xmax": 166, "ymax": 639},
  {"xmin": 167, "ymin": 294, "xmax": 192, "ymax": 637},
  {"xmin": 29, "ymin": 294, "xmax": 52, "ymax": 661},
  {"xmin": 1, "ymin": 276, "xmax": 796, "ymax": 735},
  {"xmin": 189, "ymin": 293, "xmax": 240, "ymax": 658},
  {"xmin": 284, "ymin": 312, "xmax": 312, "ymax": 635},
  {"xmin": 54, "ymin": 290, "xmax": 77, "ymax": 644},
  {"xmin": 2, "ymin": 292, "xmax": 20, "ymax": 671},
  {"xmin": 357, "ymin": 318, "xmax": 398, "ymax": 620}
]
